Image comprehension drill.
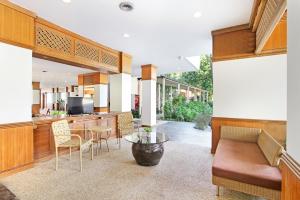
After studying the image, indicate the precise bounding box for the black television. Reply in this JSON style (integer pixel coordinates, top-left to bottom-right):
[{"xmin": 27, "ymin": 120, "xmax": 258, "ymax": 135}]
[
  {"xmin": 67, "ymin": 97, "xmax": 94, "ymax": 115},
  {"xmin": 67, "ymin": 97, "xmax": 84, "ymax": 115}
]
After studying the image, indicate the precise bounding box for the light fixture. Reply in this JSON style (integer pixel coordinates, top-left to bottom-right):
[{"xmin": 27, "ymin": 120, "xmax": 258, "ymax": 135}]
[
  {"xmin": 119, "ymin": 2, "xmax": 134, "ymax": 12},
  {"xmin": 123, "ymin": 33, "xmax": 130, "ymax": 38},
  {"xmin": 42, "ymin": 70, "xmax": 47, "ymax": 73},
  {"xmin": 62, "ymin": 0, "xmax": 71, "ymax": 3},
  {"xmin": 193, "ymin": 11, "xmax": 202, "ymax": 18}
]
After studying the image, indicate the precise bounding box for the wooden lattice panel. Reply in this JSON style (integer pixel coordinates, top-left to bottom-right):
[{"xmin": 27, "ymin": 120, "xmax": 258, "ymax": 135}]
[
  {"xmin": 36, "ymin": 25, "xmax": 72, "ymax": 54},
  {"xmin": 256, "ymin": 0, "xmax": 285, "ymax": 48},
  {"xmin": 100, "ymin": 50, "xmax": 119, "ymax": 67},
  {"xmin": 75, "ymin": 41, "xmax": 99, "ymax": 62}
]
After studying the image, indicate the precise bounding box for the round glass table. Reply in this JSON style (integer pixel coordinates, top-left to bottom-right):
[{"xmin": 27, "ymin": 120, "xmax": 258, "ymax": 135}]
[{"xmin": 125, "ymin": 132, "xmax": 169, "ymax": 166}]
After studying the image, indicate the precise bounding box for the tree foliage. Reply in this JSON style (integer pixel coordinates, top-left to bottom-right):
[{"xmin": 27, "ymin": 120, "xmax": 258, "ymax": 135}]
[{"xmin": 164, "ymin": 55, "xmax": 213, "ymax": 98}]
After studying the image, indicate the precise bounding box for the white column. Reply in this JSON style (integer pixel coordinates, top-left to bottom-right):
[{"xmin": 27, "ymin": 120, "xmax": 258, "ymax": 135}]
[
  {"xmin": 157, "ymin": 83, "xmax": 161, "ymax": 113},
  {"xmin": 93, "ymin": 84, "xmax": 108, "ymax": 109},
  {"xmin": 193, "ymin": 89, "xmax": 197, "ymax": 101},
  {"xmin": 142, "ymin": 80, "xmax": 156, "ymax": 126},
  {"xmin": 162, "ymin": 77, "xmax": 166, "ymax": 114},
  {"xmin": 177, "ymin": 83, "xmax": 181, "ymax": 96},
  {"xmin": 186, "ymin": 86, "xmax": 190, "ymax": 102},
  {"xmin": 109, "ymin": 73, "xmax": 132, "ymax": 112},
  {"xmin": 170, "ymin": 86, "xmax": 173, "ymax": 101},
  {"xmin": 141, "ymin": 64, "xmax": 157, "ymax": 126},
  {"xmin": 78, "ymin": 85, "xmax": 84, "ymax": 97},
  {"xmin": 138, "ymin": 78, "xmax": 142, "ymax": 115}
]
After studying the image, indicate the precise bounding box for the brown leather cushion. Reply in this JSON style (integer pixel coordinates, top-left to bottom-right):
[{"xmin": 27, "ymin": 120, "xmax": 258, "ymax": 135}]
[{"xmin": 212, "ymin": 139, "xmax": 282, "ymax": 190}]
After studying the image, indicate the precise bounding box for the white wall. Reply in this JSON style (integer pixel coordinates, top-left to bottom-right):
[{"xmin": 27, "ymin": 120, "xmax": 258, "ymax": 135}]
[
  {"xmin": 109, "ymin": 73, "xmax": 131, "ymax": 112},
  {"xmin": 287, "ymin": 0, "xmax": 300, "ymax": 163},
  {"xmin": 141, "ymin": 80, "xmax": 156, "ymax": 126},
  {"xmin": 213, "ymin": 54, "xmax": 287, "ymax": 120},
  {"xmin": 0, "ymin": 42, "xmax": 32, "ymax": 124}
]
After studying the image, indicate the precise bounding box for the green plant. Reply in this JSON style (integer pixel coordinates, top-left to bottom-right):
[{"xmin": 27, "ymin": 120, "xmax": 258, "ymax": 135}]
[
  {"xmin": 144, "ymin": 127, "xmax": 152, "ymax": 133},
  {"xmin": 131, "ymin": 109, "xmax": 140, "ymax": 118},
  {"xmin": 51, "ymin": 110, "xmax": 67, "ymax": 116},
  {"xmin": 194, "ymin": 113, "xmax": 212, "ymax": 130},
  {"xmin": 163, "ymin": 101, "xmax": 173, "ymax": 119},
  {"xmin": 163, "ymin": 95, "xmax": 212, "ymax": 123}
]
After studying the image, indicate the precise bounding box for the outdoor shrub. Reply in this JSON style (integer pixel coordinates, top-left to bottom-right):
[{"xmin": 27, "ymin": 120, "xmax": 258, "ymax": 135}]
[
  {"xmin": 163, "ymin": 95, "xmax": 212, "ymax": 123},
  {"xmin": 194, "ymin": 113, "xmax": 212, "ymax": 130},
  {"xmin": 163, "ymin": 101, "xmax": 173, "ymax": 119}
]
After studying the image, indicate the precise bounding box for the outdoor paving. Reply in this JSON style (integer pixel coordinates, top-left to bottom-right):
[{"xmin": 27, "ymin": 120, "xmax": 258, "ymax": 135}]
[{"xmin": 155, "ymin": 120, "xmax": 212, "ymax": 148}]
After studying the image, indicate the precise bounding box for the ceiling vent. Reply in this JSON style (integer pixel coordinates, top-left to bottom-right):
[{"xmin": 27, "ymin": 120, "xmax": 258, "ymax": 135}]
[{"xmin": 119, "ymin": 2, "xmax": 134, "ymax": 12}]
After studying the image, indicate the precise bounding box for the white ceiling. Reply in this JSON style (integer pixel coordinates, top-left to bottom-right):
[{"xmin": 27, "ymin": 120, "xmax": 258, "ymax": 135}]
[
  {"xmin": 13, "ymin": 0, "xmax": 253, "ymax": 76},
  {"xmin": 32, "ymin": 58, "xmax": 94, "ymax": 88}
]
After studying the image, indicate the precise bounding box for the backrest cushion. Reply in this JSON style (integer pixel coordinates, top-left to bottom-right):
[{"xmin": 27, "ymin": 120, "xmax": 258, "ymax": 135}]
[
  {"xmin": 221, "ymin": 126, "xmax": 261, "ymax": 143},
  {"xmin": 51, "ymin": 120, "xmax": 71, "ymax": 146},
  {"xmin": 258, "ymin": 130, "xmax": 283, "ymax": 166}
]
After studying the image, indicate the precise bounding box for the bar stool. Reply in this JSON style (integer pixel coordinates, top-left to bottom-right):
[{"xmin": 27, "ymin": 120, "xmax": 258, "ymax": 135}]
[{"xmin": 89, "ymin": 126, "xmax": 112, "ymax": 155}]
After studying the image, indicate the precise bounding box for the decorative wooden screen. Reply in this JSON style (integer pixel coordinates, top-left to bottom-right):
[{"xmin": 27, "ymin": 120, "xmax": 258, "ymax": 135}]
[
  {"xmin": 100, "ymin": 50, "xmax": 119, "ymax": 67},
  {"xmin": 34, "ymin": 19, "xmax": 121, "ymax": 72},
  {"xmin": 256, "ymin": 0, "xmax": 286, "ymax": 53},
  {"xmin": 75, "ymin": 41, "xmax": 100, "ymax": 62},
  {"xmin": 36, "ymin": 25, "xmax": 72, "ymax": 55}
]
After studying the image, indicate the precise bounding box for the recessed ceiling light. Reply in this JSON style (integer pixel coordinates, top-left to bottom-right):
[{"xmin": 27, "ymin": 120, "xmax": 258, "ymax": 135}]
[
  {"xmin": 119, "ymin": 2, "xmax": 134, "ymax": 12},
  {"xmin": 123, "ymin": 33, "xmax": 130, "ymax": 38},
  {"xmin": 62, "ymin": 0, "xmax": 71, "ymax": 3},
  {"xmin": 193, "ymin": 11, "xmax": 202, "ymax": 18}
]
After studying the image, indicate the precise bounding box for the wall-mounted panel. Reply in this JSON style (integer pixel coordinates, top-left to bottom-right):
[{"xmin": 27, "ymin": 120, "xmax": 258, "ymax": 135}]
[
  {"xmin": 261, "ymin": 13, "xmax": 287, "ymax": 54},
  {"xmin": 0, "ymin": 1, "xmax": 35, "ymax": 49},
  {"xmin": 0, "ymin": 123, "xmax": 34, "ymax": 172}
]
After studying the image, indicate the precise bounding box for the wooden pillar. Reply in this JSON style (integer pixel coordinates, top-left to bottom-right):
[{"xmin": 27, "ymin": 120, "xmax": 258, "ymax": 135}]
[
  {"xmin": 141, "ymin": 64, "xmax": 157, "ymax": 126},
  {"xmin": 32, "ymin": 82, "xmax": 41, "ymax": 115}
]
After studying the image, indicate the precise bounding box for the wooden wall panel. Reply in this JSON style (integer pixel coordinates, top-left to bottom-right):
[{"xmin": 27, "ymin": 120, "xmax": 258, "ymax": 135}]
[
  {"xmin": 0, "ymin": 123, "xmax": 34, "ymax": 173},
  {"xmin": 261, "ymin": 13, "xmax": 287, "ymax": 54},
  {"xmin": 211, "ymin": 117, "xmax": 286, "ymax": 154},
  {"xmin": 79, "ymin": 72, "xmax": 109, "ymax": 86},
  {"xmin": 141, "ymin": 64, "xmax": 157, "ymax": 80},
  {"xmin": 0, "ymin": 0, "xmax": 35, "ymax": 49},
  {"xmin": 280, "ymin": 153, "xmax": 300, "ymax": 200},
  {"xmin": 33, "ymin": 123, "xmax": 51, "ymax": 160},
  {"xmin": 94, "ymin": 107, "xmax": 108, "ymax": 113},
  {"xmin": 212, "ymin": 24, "xmax": 256, "ymax": 62},
  {"xmin": 32, "ymin": 104, "xmax": 41, "ymax": 115}
]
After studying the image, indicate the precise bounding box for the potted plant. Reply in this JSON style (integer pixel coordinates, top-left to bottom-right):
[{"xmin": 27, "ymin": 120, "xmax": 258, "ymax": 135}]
[{"xmin": 144, "ymin": 127, "xmax": 152, "ymax": 136}]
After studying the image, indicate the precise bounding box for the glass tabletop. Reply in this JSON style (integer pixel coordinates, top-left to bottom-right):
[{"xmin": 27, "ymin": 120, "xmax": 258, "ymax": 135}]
[{"xmin": 125, "ymin": 132, "xmax": 169, "ymax": 144}]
